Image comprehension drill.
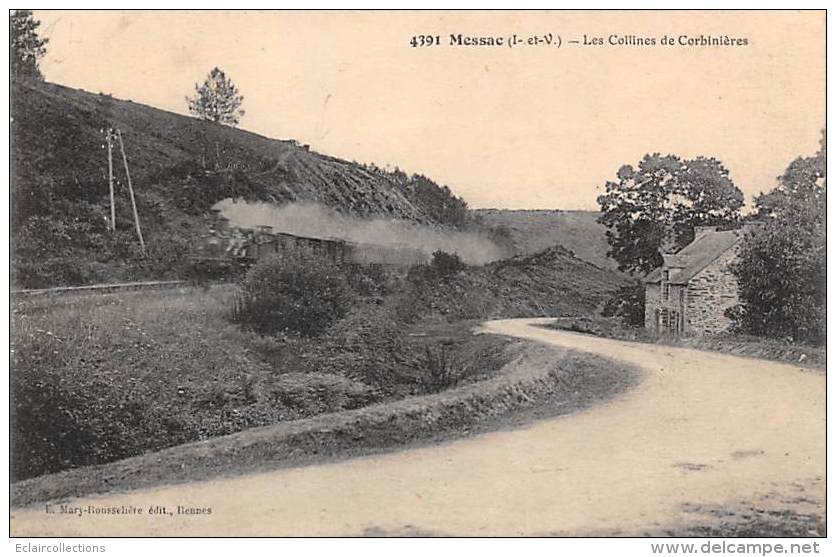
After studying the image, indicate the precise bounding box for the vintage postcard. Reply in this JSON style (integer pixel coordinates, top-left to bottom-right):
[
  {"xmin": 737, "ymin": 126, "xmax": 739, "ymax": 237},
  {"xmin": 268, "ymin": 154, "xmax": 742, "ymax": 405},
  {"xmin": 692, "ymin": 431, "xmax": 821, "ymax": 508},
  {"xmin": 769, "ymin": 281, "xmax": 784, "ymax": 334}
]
[{"xmin": 8, "ymin": 8, "xmax": 826, "ymax": 545}]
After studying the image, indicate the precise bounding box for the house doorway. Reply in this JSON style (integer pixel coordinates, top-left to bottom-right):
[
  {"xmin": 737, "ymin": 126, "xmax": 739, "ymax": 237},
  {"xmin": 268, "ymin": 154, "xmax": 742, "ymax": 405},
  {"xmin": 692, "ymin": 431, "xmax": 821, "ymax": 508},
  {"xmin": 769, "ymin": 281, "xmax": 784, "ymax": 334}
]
[{"xmin": 657, "ymin": 308, "xmax": 684, "ymax": 335}]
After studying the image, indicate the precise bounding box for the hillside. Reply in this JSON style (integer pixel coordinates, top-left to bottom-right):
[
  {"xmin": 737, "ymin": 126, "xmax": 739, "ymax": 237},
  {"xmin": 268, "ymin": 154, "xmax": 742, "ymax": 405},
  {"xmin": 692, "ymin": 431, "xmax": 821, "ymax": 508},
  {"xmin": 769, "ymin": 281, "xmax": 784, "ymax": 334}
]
[
  {"xmin": 474, "ymin": 208, "xmax": 618, "ymax": 270},
  {"xmin": 10, "ymin": 80, "xmax": 470, "ymax": 287},
  {"xmin": 407, "ymin": 245, "xmax": 626, "ymax": 320}
]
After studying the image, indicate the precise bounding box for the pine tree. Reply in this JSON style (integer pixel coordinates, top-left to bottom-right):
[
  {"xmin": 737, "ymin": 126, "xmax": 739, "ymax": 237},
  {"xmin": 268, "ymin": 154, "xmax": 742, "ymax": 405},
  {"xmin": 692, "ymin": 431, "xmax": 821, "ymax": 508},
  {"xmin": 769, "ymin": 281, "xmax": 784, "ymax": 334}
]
[
  {"xmin": 10, "ymin": 10, "xmax": 48, "ymax": 80},
  {"xmin": 186, "ymin": 67, "xmax": 245, "ymax": 126}
]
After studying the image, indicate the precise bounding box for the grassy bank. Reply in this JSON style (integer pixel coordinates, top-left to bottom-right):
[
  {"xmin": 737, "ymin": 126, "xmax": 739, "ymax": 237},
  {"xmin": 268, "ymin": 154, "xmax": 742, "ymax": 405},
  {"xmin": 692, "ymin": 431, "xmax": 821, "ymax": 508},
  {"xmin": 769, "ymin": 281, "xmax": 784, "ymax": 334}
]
[
  {"xmin": 10, "ymin": 285, "xmax": 513, "ymax": 482},
  {"xmin": 11, "ymin": 341, "xmax": 639, "ymax": 507}
]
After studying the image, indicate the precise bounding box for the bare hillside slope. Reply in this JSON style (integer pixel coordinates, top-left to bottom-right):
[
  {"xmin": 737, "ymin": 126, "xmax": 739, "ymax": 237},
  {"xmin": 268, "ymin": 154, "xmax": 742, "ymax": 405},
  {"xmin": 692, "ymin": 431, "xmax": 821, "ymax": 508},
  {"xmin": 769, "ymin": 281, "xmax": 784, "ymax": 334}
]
[{"xmin": 10, "ymin": 80, "xmax": 469, "ymax": 286}]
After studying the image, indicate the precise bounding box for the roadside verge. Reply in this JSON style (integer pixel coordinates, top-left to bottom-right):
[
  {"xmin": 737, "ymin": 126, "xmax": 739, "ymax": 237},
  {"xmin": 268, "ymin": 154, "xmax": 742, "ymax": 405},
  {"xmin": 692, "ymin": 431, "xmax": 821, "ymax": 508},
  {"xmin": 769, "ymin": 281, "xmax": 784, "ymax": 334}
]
[{"xmin": 12, "ymin": 338, "xmax": 639, "ymax": 508}]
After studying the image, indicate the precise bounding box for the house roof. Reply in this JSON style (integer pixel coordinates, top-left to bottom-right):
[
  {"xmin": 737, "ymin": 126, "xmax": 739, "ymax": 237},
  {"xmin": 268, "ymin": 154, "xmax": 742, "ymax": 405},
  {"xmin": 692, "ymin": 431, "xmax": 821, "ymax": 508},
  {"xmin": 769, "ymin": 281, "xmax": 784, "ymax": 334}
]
[
  {"xmin": 662, "ymin": 254, "xmax": 689, "ymax": 268},
  {"xmin": 645, "ymin": 229, "xmax": 741, "ymax": 285}
]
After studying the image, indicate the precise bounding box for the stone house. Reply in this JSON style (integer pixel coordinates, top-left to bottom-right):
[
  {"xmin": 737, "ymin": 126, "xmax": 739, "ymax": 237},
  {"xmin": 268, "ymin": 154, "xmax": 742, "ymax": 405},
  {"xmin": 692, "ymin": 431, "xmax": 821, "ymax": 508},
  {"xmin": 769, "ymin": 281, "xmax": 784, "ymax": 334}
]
[{"xmin": 644, "ymin": 224, "xmax": 758, "ymax": 336}]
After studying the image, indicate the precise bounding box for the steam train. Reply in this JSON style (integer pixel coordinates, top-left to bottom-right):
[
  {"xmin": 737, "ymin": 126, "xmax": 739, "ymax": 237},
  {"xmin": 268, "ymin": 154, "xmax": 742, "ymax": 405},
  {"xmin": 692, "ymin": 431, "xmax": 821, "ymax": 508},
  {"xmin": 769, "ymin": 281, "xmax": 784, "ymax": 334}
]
[{"xmin": 189, "ymin": 209, "xmax": 429, "ymax": 276}]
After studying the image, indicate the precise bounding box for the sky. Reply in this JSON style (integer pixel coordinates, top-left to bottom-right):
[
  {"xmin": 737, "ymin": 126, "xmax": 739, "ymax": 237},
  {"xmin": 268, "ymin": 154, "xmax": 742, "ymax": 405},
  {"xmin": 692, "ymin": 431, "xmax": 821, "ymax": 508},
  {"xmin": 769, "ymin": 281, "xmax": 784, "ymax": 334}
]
[{"xmin": 33, "ymin": 10, "xmax": 825, "ymax": 210}]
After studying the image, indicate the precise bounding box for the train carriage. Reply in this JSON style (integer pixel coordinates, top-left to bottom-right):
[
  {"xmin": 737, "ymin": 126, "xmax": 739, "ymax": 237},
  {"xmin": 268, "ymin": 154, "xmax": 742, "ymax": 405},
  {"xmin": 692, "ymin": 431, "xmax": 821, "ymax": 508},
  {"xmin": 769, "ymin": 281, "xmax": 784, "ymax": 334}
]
[{"xmin": 190, "ymin": 210, "xmax": 429, "ymax": 276}]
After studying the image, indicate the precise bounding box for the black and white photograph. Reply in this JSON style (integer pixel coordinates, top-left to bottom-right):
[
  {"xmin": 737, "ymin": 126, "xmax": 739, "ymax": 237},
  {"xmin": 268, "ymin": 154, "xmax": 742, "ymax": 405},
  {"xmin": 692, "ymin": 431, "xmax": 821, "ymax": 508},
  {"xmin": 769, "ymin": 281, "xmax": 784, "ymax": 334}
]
[{"xmin": 7, "ymin": 7, "xmax": 828, "ymax": 547}]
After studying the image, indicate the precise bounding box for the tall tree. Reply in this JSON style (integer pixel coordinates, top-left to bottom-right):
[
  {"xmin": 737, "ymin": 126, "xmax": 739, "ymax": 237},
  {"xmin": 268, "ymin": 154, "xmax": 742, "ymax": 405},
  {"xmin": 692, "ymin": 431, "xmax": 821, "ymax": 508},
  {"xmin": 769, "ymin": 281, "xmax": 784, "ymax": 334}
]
[
  {"xmin": 597, "ymin": 154, "xmax": 743, "ymax": 275},
  {"xmin": 729, "ymin": 131, "xmax": 826, "ymax": 344},
  {"xmin": 754, "ymin": 132, "xmax": 826, "ymax": 232},
  {"xmin": 10, "ymin": 10, "xmax": 48, "ymax": 80},
  {"xmin": 186, "ymin": 67, "xmax": 245, "ymax": 126}
]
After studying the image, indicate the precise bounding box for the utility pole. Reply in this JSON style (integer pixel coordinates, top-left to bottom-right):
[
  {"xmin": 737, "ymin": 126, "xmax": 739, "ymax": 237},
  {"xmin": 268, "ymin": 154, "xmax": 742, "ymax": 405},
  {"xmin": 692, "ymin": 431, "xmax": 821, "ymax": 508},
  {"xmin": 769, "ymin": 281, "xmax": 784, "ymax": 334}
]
[
  {"xmin": 116, "ymin": 128, "xmax": 146, "ymax": 256},
  {"xmin": 106, "ymin": 129, "xmax": 116, "ymax": 233}
]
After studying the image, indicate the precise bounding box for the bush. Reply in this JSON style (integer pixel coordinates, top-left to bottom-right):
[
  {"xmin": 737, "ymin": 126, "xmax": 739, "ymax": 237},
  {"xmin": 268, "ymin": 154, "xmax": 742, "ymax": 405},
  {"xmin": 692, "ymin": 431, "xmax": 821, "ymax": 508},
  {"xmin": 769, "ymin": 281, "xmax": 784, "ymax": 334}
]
[
  {"xmin": 418, "ymin": 343, "xmax": 460, "ymax": 393},
  {"xmin": 231, "ymin": 253, "xmax": 355, "ymax": 337},
  {"xmin": 313, "ymin": 303, "xmax": 410, "ymax": 394},
  {"xmin": 430, "ymin": 250, "xmax": 466, "ymax": 276},
  {"xmin": 729, "ymin": 224, "xmax": 825, "ymax": 344},
  {"xmin": 148, "ymin": 160, "xmax": 266, "ymax": 215},
  {"xmin": 343, "ymin": 263, "xmax": 389, "ymax": 297},
  {"xmin": 11, "ymin": 366, "xmax": 189, "ymax": 481},
  {"xmin": 407, "ymin": 250, "xmax": 467, "ymax": 285},
  {"xmin": 11, "ymin": 197, "xmax": 199, "ymax": 288},
  {"xmin": 601, "ymin": 279, "xmax": 646, "ymax": 327}
]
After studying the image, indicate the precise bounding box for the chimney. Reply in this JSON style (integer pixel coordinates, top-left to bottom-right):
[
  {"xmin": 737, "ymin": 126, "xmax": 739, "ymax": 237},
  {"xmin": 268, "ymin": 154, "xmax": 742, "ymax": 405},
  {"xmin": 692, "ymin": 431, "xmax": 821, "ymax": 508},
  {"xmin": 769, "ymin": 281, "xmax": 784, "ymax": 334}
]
[{"xmin": 693, "ymin": 225, "xmax": 717, "ymax": 240}]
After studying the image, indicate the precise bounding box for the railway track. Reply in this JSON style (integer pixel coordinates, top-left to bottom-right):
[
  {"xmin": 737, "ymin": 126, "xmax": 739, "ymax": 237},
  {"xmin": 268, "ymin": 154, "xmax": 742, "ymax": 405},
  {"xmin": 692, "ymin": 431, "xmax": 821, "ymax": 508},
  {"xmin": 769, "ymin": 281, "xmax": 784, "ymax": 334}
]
[{"xmin": 10, "ymin": 280, "xmax": 188, "ymax": 299}]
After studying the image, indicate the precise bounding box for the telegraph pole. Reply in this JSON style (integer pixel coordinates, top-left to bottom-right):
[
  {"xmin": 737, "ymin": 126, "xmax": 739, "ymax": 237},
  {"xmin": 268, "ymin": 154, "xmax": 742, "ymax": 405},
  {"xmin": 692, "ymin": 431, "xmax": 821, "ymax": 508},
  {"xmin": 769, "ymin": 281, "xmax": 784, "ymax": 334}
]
[
  {"xmin": 106, "ymin": 129, "xmax": 116, "ymax": 233},
  {"xmin": 116, "ymin": 129, "xmax": 146, "ymax": 256}
]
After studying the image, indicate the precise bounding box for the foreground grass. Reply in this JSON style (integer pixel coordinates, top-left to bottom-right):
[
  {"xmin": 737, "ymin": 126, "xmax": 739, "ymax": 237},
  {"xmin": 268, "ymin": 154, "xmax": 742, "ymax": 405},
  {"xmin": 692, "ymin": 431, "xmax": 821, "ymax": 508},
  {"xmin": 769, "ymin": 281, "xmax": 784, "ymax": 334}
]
[
  {"xmin": 11, "ymin": 342, "xmax": 639, "ymax": 507},
  {"xmin": 10, "ymin": 285, "xmax": 513, "ymax": 481},
  {"xmin": 12, "ymin": 286, "xmax": 270, "ymax": 480}
]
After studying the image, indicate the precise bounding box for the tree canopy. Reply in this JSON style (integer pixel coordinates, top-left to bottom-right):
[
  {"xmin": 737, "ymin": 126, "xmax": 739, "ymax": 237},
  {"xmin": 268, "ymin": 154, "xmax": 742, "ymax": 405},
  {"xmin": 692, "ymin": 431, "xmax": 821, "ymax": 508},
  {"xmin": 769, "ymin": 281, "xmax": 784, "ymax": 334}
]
[
  {"xmin": 729, "ymin": 131, "xmax": 826, "ymax": 344},
  {"xmin": 10, "ymin": 10, "xmax": 48, "ymax": 80},
  {"xmin": 597, "ymin": 154, "xmax": 744, "ymax": 275},
  {"xmin": 186, "ymin": 67, "xmax": 245, "ymax": 126}
]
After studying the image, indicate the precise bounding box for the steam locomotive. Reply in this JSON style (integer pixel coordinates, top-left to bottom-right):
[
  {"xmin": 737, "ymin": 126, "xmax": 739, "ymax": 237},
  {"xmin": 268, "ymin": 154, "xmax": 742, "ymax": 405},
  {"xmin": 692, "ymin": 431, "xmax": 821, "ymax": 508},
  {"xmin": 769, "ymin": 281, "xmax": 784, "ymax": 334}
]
[{"xmin": 189, "ymin": 209, "xmax": 429, "ymax": 275}]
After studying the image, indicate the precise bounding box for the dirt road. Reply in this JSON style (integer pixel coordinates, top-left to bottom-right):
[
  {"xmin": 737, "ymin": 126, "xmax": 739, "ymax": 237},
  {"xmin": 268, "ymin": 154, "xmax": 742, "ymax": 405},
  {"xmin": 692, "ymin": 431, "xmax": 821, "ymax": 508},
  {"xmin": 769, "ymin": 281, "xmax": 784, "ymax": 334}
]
[{"xmin": 11, "ymin": 318, "xmax": 825, "ymax": 536}]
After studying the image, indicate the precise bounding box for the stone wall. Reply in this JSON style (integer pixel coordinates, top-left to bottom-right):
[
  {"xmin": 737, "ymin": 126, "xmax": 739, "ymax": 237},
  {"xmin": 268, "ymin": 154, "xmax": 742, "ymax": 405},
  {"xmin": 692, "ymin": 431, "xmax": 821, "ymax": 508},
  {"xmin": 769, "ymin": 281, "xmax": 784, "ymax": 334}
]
[
  {"xmin": 644, "ymin": 283, "xmax": 661, "ymax": 330},
  {"xmin": 645, "ymin": 282, "xmax": 687, "ymax": 334},
  {"xmin": 684, "ymin": 247, "xmax": 740, "ymax": 335}
]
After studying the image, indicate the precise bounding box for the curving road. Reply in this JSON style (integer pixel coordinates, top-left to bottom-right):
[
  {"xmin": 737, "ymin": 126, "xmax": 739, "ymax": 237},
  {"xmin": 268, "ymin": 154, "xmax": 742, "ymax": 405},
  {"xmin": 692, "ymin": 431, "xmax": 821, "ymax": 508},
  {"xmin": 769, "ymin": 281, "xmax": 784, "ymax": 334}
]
[{"xmin": 11, "ymin": 318, "xmax": 825, "ymax": 536}]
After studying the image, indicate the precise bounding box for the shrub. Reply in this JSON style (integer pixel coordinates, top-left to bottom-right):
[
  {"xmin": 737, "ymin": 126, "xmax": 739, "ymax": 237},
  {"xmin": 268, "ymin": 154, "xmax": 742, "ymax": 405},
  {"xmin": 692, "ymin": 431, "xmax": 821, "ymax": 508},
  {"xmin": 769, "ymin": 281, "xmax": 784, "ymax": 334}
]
[
  {"xmin": 231, "ymin": 253, "xmax": 355, "ymax": 337},
  {"xmin": 11, "ymin": 366, "xmax": 190, "ymax": 481},
  {"xmin": 418, "ymin": 343, "xmax": 460, "ymax": 393},
  {"xmin": 430, "ymin": 250, "xmax": 466, "ymax": 277},
  {"xmin": 407, "ymin": 250, "xmax": 467, "ymax": 285},
  {"xmin": 149, "ymin": 160, "xmax": 265, "ymax": 215},
  {"xmin": 729, "ymin": 224, "xmax": 825, "ymax": 344},
  {"xmin": 601, "ymin": 279, "xmax": 646, "ymax": 327},
  {"xmin": 343, "ymin": 263, "xmax": 389, "ymax": 297},
  {"xmin": 313, "ymin": 303, "xmax": 410, "ymax": 394}
]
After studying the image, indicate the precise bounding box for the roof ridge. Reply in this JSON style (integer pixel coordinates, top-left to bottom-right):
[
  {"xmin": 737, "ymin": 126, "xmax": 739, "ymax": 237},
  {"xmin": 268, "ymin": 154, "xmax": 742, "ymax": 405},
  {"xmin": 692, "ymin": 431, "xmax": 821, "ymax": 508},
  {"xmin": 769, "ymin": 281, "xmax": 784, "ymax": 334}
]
[{"xmin": 646, "ymin": 229, "xmax": 741, "ymax": 284}]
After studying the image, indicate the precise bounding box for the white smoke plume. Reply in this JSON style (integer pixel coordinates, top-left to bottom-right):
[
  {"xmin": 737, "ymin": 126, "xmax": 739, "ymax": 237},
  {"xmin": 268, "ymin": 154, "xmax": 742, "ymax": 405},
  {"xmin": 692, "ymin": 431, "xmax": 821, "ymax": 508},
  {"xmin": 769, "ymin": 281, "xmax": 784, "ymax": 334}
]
[{"xmin": 214, "ymin": 199, "xmax": 505, "ymax": 265}]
